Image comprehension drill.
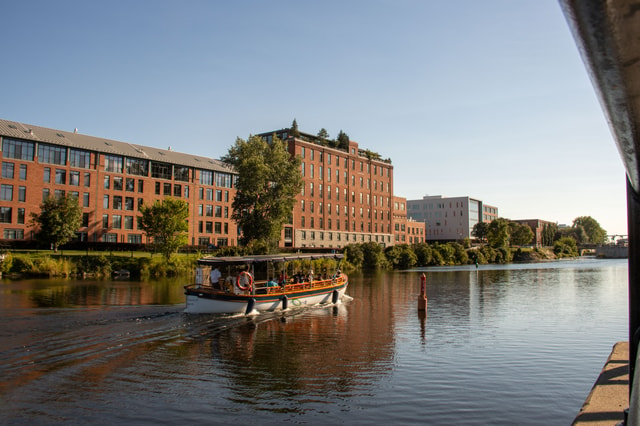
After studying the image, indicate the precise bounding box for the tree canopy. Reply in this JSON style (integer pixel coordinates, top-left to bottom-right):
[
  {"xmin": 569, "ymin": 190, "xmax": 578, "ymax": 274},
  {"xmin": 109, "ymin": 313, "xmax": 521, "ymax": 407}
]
[
  {"xmin": 138, "ymin": 197, "xmax": 189, "ymax": 260},
  {"xmin": 472, "ymin": 222, "xmax": 489, "ymax": 243},
  {"xmin": 30, "ymin": 194, "xmax": 82, "ymax": 251},
  {"xmin": 572, "ymin": 216, "xmax": 606, "ymax": 244},
  {"xmin": 222, "ymin": 134, "xmax": 302, "ymax": 250}
]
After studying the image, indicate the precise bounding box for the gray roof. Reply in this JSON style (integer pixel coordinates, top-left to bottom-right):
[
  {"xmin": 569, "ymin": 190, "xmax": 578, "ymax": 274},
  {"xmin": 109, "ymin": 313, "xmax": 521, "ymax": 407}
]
[{"xmin": 0, "ymin": 118, "xmax": 235, "ymax": 174}]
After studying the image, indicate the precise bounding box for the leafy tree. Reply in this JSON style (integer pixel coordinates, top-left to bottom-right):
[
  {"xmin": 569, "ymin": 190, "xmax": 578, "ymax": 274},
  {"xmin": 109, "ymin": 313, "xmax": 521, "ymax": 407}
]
[
  {"xmin": 541, "ymin": 223, "xmax": 558, "ymax": 246},
  {"xmin": 572, "ymin": 216, "xmax": 606, "ymax": 244},
  {"xmin": 139, "ymin": 197, "xmax": 189, "ymax": 260},
  {"xmin": 222, "ymin": 134, "xmax": 302, "ymax": 250},
  {"xmin": 472, "ymin": 222, "xmax": 489, "ymax": 243},
  {"xmin": 344, "ymin": 244, "xmax": 364, "ymax": 269},
  {"xmin": 337, "ymin": 130, "xmax": 350, "ymax": 150},
  {"xmin": 385, "ymin": 244, "xmax": 417, "ymax": 269},
  {"xmin": 30, "ymin": 194, "xmax": 82, "ymax": 251},
  {"xmin": 317, "ymin": 128, "xmax": 330, "ymax": 141},
  {"xmin": 487, "ymin": 218, "xmax": 510, "ymax": 248},
  {"xmin": 361, "ymin": 241, "xmax": 388, "ymax": 269},
  {"xmin": 291, "ymin": 118, "xmax": 300, "ymax": 137},
  {"xmin": 554, "ymin": 237, "xmax": 579, "ymax": 258},
  {"xmin": 412, "ymin": 242, "xmax": 433, "ymax": 266},
  {"xmin": 509, "ymin": 222, "xmax": 534, "ymax": 246}
]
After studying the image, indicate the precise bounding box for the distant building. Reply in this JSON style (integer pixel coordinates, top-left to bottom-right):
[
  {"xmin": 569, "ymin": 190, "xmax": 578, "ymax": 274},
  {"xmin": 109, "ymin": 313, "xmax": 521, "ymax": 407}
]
[
  {"xmin": 392, "ymin": 196, "xmax": 425, "ymax": 244},
  {"xmin": 512, "ymin": 219, "xmax": 556, "ymax": 247},
  {"xmin": 258, "ymin": 128, "xmax": 395, "ymax": 249},
  {"xmin": 0, "ymin": 118, "xmax": 238, "ymax": 247},
  {"xmin": 407, "ymin": 195, "xmax": 498, "ymax": 242}
]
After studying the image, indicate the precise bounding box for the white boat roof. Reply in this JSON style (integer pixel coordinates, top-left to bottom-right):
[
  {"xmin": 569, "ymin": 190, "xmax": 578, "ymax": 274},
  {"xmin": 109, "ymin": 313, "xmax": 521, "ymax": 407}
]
[{"xmin": 198, "ymin": 253, "xmax": 344, "ymax": 266}]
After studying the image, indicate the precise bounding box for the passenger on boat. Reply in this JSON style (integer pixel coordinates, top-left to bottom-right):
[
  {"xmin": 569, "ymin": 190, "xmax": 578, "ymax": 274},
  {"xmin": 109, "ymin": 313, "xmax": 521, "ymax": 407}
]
[
  {"xmin": 278, "ymin": 271, "xmax": 287, "ymax": 285},
  {"xmin": 209, "ymin": 267, "xmax": 221, "ymax": 286},
  {"xmin": 308, "ymin": 269, "xmax": 314, "ymax": 282},
  {"xmin": 266, "ymin": 278, "xmax": 279, "ymax": 287}
]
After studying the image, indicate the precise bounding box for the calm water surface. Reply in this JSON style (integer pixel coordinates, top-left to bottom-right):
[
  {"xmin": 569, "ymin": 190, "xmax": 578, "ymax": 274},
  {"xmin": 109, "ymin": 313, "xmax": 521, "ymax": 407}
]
[{"xmin": 0, "ymin": 258, "xmax": 628, "ymax": 425}]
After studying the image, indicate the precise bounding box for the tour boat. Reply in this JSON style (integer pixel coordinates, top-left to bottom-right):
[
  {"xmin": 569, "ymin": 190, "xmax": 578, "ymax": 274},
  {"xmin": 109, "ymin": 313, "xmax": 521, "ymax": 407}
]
[{"xmin": 184, "ymin": 253, "xmax": 348, "ymax": 314}]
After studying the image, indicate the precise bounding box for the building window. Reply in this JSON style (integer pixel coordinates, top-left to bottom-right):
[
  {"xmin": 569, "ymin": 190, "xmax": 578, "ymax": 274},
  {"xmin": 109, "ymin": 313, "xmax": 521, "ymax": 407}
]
[
  {"xmin": 215, "ymin": 172, "xmax": 232, "ymax": 188},
  {"xmin": 124, "ymin": 216, "xmax": 134, "ymax": 230},
  {"xmin": 83, "ymin": 172, "xmax": 90, "ymax": 187},
  {"xmin": 113, "ymin": 176, "xmax": 123, "ymax": 191},
  {"xmin": 175, "ymin": 166, "xmax": 190, "ymax": 182},
  {"xmin": 215, "ymin": 206, "xmax": 222, "ymax": 218},
  {"xmin": 200, "ymin": 170, "xmax": 213, "ymax": 185},
  {"xmin": 55, "ymin": 169, "xmax": 66, "ymax": 184},
  {"xmin": 126, "ymin": 158, "xmax": 149, "ymax": 176},
  {"xmin": 17, "ymin": 208, "xmax": 25, "ymax": 224},
  {"xmin": 2, "ymin": 162, "xmax": 14, "ymax": 179},
  {"xmin": 103, "ymin": 195, "xmax": 110, "ymax": 209},
  {"xmin": 83, "ymin": 193, "xmax": 90, "ymax": 207},
  {"xmin": 20, "ymin": 164, "xmax": 27, "ymax": 180},
  {"xmin": 2, "ymin": 138, "xmax": 34, "ymax": 161},
  {"xmin": 1, "ymin": 184, "xmax": 13, "ymax": 201},
  {"xmin": 215, "ymin": 222, "xmax": 222, "ymax": 234},
  {"xmin": 0, "ymin": 207, "xmax": 11, "ymax": 223},
  {"xmin": 113, "ymin": 215, "xmax": 122, "ymax": 229},
  {"xmin": 43, "ymin": 167, "xmax": 51, "ymax": 183},
  {"xmin": 82, "ymin": 212, "xmax": 89, "ymax": 227},
  {"xmin": 113, "ymin": 195, "xmax": 122, "ymax": 210},
  {"xmin": 18, "ymin": 186, "xmax": 26, "ymax": 202},
  {"xmin": 38, "ymin": 143, "xmax": 67, "ymax": 165},
  {"xmin": 102, "ymin": 214, "xmax": 109, "ymax": 228},
  {"xmin": 174, "ymin": 184, "xmax": 182, "ymax": 197},
  {"xmin": 104, "ymin": 154, "xmax": 123, "ymax": 173},
  {"xmin": 69, "ymin": 171, "xmax": 80, "ymax": 186},
  {"xmin": 152, "ymin": 162, "xmax": 172, "ymax": 179},
  {"xmin": 138, "ymin": 179, "xmax": 144, "ymax": 193},
  {"xmin": 126, "ymin": 178, "xmax": 135, "ymax": 192},
  {"xmin": 163, "ymin": 183, "xmax": 171, "ymax": 195},
  {"xmin": 125, "ymin": 197, "xmax": 134, "ymax": 210},
  {"xmin": 155, "ymin": 182, "xmax": 161, "ymax": 195},
  {"xmin": 104, "ymin": 175, "xmax": 110, "ymax": 189},
  {"xmin": 128, "ymin": 234, "xmax": 142, "ymax": 244},
  {"xmin": 69, "ymin": 148, "xmax": 91, "ymax": 169},
  {"xmin": 3, "ymin": 229, "xmax": 23, "ymax": 239}
]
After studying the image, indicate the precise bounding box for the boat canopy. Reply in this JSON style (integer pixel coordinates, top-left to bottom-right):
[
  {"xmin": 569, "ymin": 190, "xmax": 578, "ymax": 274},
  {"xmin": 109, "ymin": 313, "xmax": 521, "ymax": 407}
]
[{"xmin": 197, "ymin": 253, "xmax": 344, "ymax": 266}]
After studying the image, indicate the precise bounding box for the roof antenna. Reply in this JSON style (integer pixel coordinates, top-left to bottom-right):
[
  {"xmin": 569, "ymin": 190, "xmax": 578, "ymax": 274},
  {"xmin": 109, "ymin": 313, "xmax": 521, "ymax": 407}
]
[{"xmin": 74, "ymin": 128, "xmax": 78, "ymax": 134}]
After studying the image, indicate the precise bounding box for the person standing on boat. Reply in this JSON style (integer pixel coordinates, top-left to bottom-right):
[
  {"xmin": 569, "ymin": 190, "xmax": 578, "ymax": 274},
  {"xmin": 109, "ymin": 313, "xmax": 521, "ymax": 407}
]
[
  {"xmin": 278, "ymin": 270, "xmax": 287, "ymax": 285},
  {"xmin": 209, "ymin": 266, "xmax": 221, "ymax": 287}
]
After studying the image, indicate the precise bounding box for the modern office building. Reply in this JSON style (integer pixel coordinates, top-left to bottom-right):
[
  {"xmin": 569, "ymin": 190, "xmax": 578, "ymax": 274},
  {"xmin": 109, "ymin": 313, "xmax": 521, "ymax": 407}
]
[
  {"xmin": 258, "ymin": 129, "xmax": 395, "ymax": 249},
  {"xmin": 407, "ymin": 195, "xmax": 499, "ymax": 242},
  {"xmin": 0, "ymin": 119, "xmax": 238, "ymax": 247}
]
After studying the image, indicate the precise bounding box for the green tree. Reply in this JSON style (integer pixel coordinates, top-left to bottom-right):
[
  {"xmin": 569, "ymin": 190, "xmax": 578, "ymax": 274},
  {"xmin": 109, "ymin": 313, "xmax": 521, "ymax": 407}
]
[
  {"xmin": 222, "ymin": 134, "xmax": 302, "ymax": 250},
  {"xmin": 510, "ymin": 222, "xmax": 534, "ymax": 246},
  {"xmin": 487, "ymin": 218, "xmax": 510, "ymax": 248},
  {"xmin": 361, "ymin": 241, "xmax": 388, "ymax": 269},
  {"xmin": 30, "ymin": 194, "xmax": 82, "ymax": 251},
  {"xmin": 344, "ymin": 244, "xmax": 364, "ymax": 269},
  {"xmin": 412, "ymin": 242, "xmax": 433, "ymax": 266},
  {"xmin": 291, "ymin": 118, "xmax": 300, "ymax": 137},
  {"xmin": 554, "ymin": 236, "xmax": 579, "ymax": 258},
  {"xmin": 541, "ymin": 223, "xmax": 558, "ymax": 246},
  {"xmin": 385, "ymin": 244, "xmax": 417, "ymax": 269},
  {"xmin": 572, "ymin": 216, "xmax": 606, "ymax": 244},
  {"xmin": 139, "ymin": 197, "xmax": 189, "ymax": 260},
  {"xmin": 472, "ymin": 222, "xmax": 489, "ymax": 243},
  {"xmin": 317, "ymin": 128, "xmax": 330, "ymax": 141},
  {"xmin": 337, "ymin": 130, "xmax": 349, "ymax": 150}
]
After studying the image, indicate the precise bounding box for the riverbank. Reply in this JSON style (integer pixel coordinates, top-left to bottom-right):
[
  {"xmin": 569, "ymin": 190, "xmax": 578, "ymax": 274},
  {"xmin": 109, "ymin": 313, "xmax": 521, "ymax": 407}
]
[{"xmin": 573, "ymin": 342, "xmax": 629, "ymax": 425}]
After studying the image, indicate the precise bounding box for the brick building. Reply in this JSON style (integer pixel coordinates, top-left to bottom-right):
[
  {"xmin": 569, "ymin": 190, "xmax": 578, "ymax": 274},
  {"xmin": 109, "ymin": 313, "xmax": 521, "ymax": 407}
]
[
  {"xmin": 393, "ymin": 196, "xmax": 425, "ymax": 244},
  {"xmin": 259, "ymin": 129, "xmax": 395, "ymax": 249},
  {"xmin": 0, "ymin": 119, "xmax": 238, "ymax": 247}
]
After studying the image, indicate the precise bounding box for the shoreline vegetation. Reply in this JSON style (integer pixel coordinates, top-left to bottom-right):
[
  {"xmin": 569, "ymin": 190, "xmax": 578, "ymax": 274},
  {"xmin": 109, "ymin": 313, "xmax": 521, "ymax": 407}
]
[{"xmin": 0, "ymin": 242, "xmax": 579, "ymax": 279}]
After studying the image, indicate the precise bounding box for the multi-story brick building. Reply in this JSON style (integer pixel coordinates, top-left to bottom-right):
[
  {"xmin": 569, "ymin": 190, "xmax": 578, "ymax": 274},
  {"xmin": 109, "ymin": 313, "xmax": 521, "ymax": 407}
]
[
  {"xmin": 0, "ymin": 119, "xmax": 238, "ymax": 247},
  {"xmin": 259, "ymin": 129, "xmax": 394, "ymax": 249},
  {"xmin": 407, "ymin": 195, "xmax": 499, "ymax": 242},
  {"xmin": 393, "ymin": 196, "xmax": 425, "ymax": 244}
]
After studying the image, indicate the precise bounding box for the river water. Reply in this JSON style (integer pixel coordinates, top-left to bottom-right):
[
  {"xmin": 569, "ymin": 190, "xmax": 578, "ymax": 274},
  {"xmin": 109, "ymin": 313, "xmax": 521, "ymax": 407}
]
[{"xmin": 0, "ymin": 258, "xmax": 628, "ymax": 425}]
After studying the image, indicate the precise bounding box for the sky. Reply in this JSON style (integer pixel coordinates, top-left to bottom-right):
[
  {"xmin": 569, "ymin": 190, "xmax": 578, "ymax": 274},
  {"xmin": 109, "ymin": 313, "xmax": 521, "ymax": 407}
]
[{"xmin": 2, "ymin": 1, "xmax": 628, "ymax": 235}]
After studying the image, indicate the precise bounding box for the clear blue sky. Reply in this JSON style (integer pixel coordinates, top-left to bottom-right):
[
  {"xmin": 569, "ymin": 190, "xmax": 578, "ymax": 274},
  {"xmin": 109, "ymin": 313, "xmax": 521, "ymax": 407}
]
[{"xmin": 2, "ymin": 1, "xmax": 628, "ymax": 235}]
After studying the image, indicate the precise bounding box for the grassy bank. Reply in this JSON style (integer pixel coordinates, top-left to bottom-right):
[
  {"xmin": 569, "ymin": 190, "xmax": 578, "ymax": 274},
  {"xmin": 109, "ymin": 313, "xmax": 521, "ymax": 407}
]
[{"xmin": 0, "ymin": 251, "xmax": 199, "ymax": 278}]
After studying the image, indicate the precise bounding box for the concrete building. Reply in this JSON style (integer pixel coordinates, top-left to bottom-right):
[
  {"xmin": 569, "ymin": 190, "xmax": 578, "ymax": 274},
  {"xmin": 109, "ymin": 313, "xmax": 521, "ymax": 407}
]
[
  {"xmin": 259, "ymin": 129, "xmax": 395, "ymax": 249},
  {"xmin": 0, "ymin": 119, "xmax": 238, "ymax": 247},
  {"xmin": 407, "ymin": 195, "xmax": 498, "ymax": 242}
]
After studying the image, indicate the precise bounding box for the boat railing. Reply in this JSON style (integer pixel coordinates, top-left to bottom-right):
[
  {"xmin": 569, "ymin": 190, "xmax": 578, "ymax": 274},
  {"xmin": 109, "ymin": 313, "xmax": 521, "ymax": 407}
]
[{"xmin": 187, "ymin": 274, "xmax": 347, "ymax": 295}]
